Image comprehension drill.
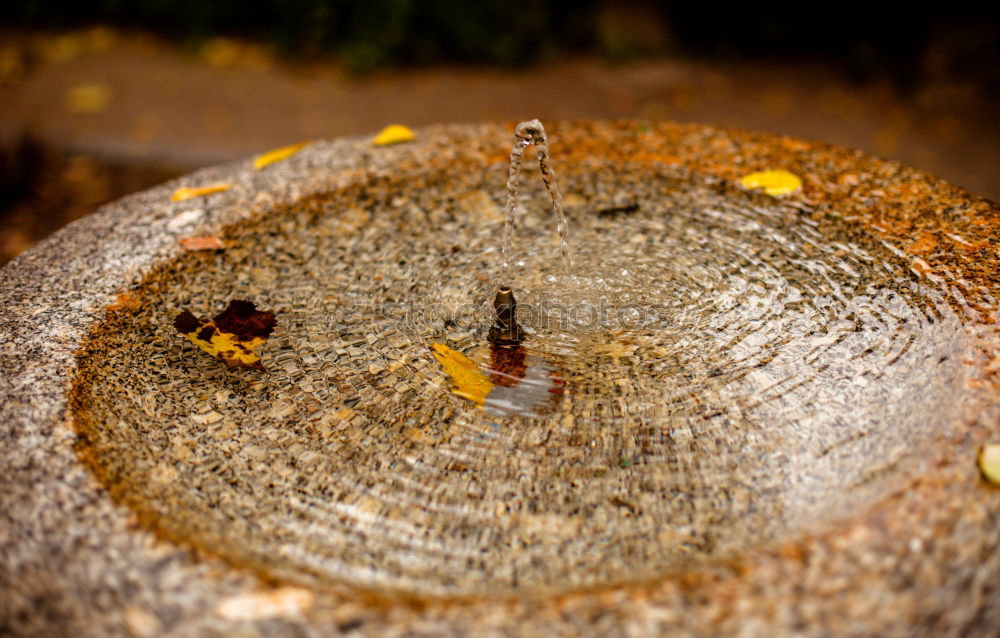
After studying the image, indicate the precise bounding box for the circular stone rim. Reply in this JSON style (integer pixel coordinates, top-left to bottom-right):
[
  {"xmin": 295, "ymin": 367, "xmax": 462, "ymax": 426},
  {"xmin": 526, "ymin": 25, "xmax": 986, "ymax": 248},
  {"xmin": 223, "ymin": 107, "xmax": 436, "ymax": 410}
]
[{"xmin": 1, "ymin": 121, "xmax": 998, "ymax": 636}]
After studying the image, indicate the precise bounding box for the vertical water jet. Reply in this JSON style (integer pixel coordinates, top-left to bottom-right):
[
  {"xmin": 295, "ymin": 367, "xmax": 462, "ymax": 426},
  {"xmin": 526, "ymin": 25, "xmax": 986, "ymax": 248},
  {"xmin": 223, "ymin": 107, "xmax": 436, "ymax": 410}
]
[
  {"xmin": 500, "ymin": 119, "xmax": 572, "ymax": 287},
  {"xmin": 495, "ymin": 119, "xmax": 570, "ymax": 344}
]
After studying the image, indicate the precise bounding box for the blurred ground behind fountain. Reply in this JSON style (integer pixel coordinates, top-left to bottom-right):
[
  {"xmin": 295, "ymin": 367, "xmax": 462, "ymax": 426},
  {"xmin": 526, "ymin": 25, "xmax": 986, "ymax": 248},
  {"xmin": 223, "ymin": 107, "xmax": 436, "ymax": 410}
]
[{"xmin": 1, "ymin": 1, "xmax": 998, "ymax": 265}]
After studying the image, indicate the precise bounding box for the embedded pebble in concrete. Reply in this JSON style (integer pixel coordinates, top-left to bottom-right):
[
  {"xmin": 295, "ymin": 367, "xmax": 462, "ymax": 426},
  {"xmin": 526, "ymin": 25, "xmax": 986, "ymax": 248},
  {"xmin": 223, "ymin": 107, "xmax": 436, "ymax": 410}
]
[{"xmin": 4, "ymin": 122, "xmax": 1000, "ymax": 636}]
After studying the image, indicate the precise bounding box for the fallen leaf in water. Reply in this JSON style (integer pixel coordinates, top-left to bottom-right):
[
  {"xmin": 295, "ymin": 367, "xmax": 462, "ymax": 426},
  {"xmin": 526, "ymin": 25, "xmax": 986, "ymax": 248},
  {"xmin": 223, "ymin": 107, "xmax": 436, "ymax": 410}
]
[
  {"xmin": 253, "ymin": 141, "xmax": 310, "ymax": 170},
  {"xmin": 432, "ymin": 343, "xmax": 492, "ymax": 405},
  {"xmin": 180, "ymin": 236, "xmax": 226, "ymax": 251},
  {"xmin": 739, "ymin": 169, "xmax": 802, "ymax": 196},
  {"xmin": 171, "ymin": 183, "xmax": 231, "ymax": 202},
  {"xmin": 980, "ymin": 443, "xmax": 1000, "ymax": 485},
  {"xmin": 175, "ymin": 300, "xmax": 276, "ymax": 370},
  {"xmin": 65, "ymin": 83, "xmax": 112, "ymax": 114},
  {"xmin": 373, "ymin": 124, "xmax": 416, "ymax": 146}
]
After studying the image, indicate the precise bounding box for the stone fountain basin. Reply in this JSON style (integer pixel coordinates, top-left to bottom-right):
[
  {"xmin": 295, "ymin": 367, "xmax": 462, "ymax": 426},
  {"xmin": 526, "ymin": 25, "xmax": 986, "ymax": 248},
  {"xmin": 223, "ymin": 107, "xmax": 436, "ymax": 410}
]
[{"xmin": 1, "ymin": 121, "xmax": 998, "ymax": 636}]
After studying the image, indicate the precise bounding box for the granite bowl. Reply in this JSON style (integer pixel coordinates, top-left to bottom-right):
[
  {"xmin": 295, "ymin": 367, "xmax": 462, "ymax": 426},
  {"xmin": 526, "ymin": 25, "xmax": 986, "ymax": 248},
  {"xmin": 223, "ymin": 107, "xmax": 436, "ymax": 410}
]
[{"xmin": 1, "ymin": 121, "xmax": 998, "ymax": 636}]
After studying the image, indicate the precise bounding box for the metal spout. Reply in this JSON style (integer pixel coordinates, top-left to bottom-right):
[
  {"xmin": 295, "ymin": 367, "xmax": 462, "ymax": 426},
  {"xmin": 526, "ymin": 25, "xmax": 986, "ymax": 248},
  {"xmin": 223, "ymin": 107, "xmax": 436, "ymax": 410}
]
[{"xmin": 488, "ymin": 286, "xmax": 525, "ymax": 346}]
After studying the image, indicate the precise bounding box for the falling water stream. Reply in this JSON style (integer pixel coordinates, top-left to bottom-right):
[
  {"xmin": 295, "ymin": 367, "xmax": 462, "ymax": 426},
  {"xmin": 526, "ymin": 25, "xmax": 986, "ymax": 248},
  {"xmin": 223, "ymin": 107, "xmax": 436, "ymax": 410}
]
[
  {"xmin": 501, "ymin": 119, "xmax": 571, "ymax": 285},
  {"xmin": 71, "ymin": 123, "xmax": 984, "ymax": 598}
]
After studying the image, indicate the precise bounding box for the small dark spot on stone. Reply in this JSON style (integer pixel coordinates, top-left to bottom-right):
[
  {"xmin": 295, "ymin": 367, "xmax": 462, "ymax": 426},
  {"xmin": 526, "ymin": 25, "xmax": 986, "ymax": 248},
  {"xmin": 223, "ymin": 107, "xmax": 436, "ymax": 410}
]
[
  {"xmin": 443, "ymin": 318, "xmax": 458, "ymax": 328},
  {"xmin": 344, "ymin": 397, "xmax": 359, "ymax": 408},
  {"xmin": 609, "ymin": 495, "xmax": 640, "ymax": 515},
  {"xmin": 337, "ymin": 618, "xmax": 364, "ymax": 632},
  {"xmin": 597, "ymin": 203, "xmax": 640, "ymax": 218}
]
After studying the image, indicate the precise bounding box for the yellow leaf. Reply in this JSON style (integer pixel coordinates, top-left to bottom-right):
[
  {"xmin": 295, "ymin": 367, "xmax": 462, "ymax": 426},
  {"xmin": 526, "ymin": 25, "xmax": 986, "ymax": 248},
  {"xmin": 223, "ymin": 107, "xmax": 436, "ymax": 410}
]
[
  {"xmin": 171, "ymin": 183, "xmax": 232, "ymax": 202},
  {"xmin": 432, "ymin": 343, "xmax": 492, "ymax": 406},
  {"xmin": 740, "ymin": 169, "xmax": 802, "ymax": 196},
  {"xmin": 373, "ymin": 124, "xmax": 416, "ymax": 146},
  {"xmin": 980, "ymin": 443, "xmax": 1000, "ymax": 485},
  {"xmin": 253, "ymin": 141, "xmax": 310, "ymax": 170},
  {"xmin": 174, "ymin": 300, "xmax": 276, "ymax": 370},
  {"xmin": 65, "ymin": 83, "xmax": 112, "ymax": 114}
]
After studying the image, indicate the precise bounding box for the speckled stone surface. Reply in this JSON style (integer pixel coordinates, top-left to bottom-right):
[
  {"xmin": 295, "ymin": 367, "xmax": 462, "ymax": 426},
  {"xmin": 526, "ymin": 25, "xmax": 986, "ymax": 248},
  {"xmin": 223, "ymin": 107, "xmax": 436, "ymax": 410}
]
[{"xmin": 1, "ymin": 121, "xmax": 999, "ymax": 636}]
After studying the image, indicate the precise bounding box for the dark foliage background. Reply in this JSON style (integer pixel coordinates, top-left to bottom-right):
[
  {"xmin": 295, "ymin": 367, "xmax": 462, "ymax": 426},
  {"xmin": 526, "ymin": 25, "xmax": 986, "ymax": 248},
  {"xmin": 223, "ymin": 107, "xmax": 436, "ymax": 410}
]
[
  {"xmin": 1, "ymin": 1, "xmax": 997, "ymax": 264},
  {"xmin": 3, "ymin": 0, "xmax": 998, "ymax": 85}
]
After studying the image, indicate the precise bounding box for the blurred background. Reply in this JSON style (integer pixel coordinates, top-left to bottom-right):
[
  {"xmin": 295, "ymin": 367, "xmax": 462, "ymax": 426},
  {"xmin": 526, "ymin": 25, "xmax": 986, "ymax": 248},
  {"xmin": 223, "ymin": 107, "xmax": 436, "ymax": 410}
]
[{"xmin": 1, "ymin": 1, "xmax": 998, "ymax": 265}]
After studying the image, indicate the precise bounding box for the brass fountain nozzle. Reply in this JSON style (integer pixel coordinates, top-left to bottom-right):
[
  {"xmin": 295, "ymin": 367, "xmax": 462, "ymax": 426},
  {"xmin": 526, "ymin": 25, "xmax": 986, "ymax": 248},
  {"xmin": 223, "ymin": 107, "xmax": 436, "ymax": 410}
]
[{"xmin": 488, "ymin": 286, "xmax": 525, "ymax": 346}]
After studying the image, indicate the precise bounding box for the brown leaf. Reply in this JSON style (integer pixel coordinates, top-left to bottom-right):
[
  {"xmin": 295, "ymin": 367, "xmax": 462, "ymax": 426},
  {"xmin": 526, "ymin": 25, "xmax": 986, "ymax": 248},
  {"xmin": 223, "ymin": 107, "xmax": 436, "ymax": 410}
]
[
  {"xmin": 213, "ymin": 299, "xmax": 277, "ymax": 341},
  {"xmin": 180, "ymin": 236, "xmax": 226, "ymax": 251},
  {"xmin": 174, "ymin": 300, "xmax": 276, "ymax": 370}
]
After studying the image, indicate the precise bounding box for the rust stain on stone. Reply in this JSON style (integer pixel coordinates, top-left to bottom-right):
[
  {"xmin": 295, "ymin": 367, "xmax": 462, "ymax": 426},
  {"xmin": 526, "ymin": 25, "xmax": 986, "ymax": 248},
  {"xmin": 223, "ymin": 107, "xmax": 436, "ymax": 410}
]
[{"xmin": 908, "ymin": 232, "xmax": 938, "ymax": 256}]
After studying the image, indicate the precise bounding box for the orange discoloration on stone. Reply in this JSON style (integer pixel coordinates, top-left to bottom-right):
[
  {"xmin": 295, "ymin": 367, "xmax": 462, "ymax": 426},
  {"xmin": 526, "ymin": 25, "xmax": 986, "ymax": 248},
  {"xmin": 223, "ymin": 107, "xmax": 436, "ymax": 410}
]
[
  {"xmin": 632, "ymin": 152, "xmax": 681, "ymax": 165},
  {"xmin": 838, "ymin": 172, "xmax": 861, "ymax": 186},
  {"xmin": 910, "ymin": 257, "xmax": 933, "ymax": 275},
  {"xmin": 778, "ymin": 542, "xmax": 808, "ymax": 563},
  {"xmin": 908, "ymin": 233, "xmax": 938, "ymax": 256},
  {"xmin": 105, "ymin": 292, "xmax": 139, "ymax": 312},
  {"xmin": 779, "ymin": 138, "xmax": 810, "ymax": 152},
  {"xmin": 949, "ymin": 235, "xmax": 990, "ymax": 252}
]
